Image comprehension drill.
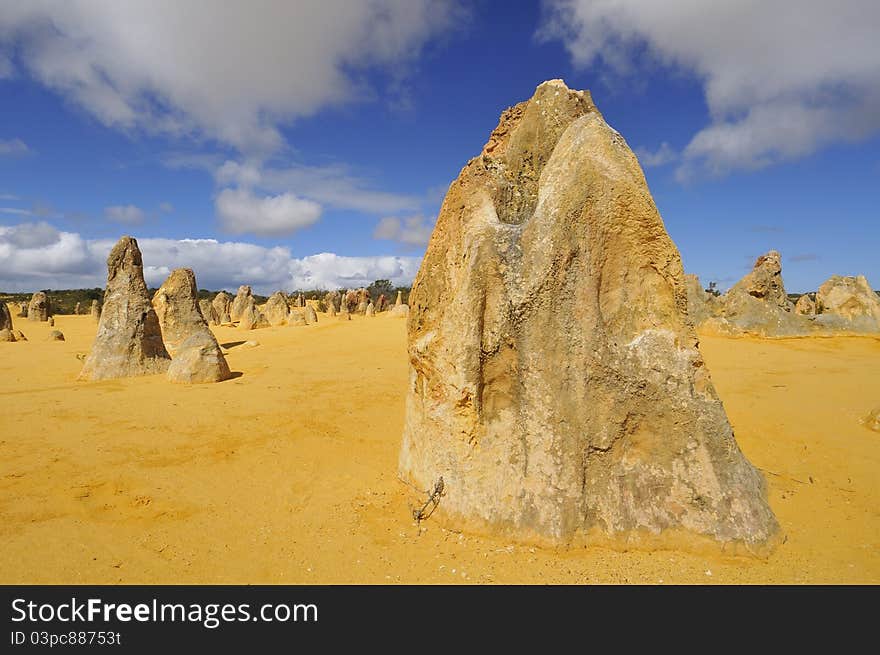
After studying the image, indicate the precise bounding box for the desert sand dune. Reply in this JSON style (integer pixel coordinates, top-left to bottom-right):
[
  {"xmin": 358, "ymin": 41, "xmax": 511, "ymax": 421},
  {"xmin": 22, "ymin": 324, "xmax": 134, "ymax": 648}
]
[{"xmin": 0, "ymin": 314, "xmax": 878, "ymax": 583}]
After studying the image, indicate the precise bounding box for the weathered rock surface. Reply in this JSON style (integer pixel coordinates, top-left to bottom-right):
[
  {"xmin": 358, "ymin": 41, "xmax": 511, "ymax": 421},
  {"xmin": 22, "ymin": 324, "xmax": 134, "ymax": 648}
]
[
  {"xmin": 78, "ymin": 236, "xmax": 171, "ymax": 380},
  {"xmin": 693, "ymin": 252, "xmax": 811, "ymax": 337},
  {"xmin": 705, "ymin": 287, "xmax": 811, "ymax": 337},
  {"xmin": 305, "ymin": 305, "xmax": 318, "ymax": 324},
  {"xmin": 27, "ymin": 291, "xmax": 50, "ymax": 321},
  {"xmin": 212, "ymin": 291, "xmax": 233, "ymax": 323},
  {"xmin": 152, "ymin": 269, "xmax": 232, "ymax": 384},
  {"xmin": 48, "ymin": 316, "xmax": 54, "ymax": 327},
  {"xmin": 16, "ymin": 302, "xmax": 27, "ymax": 318},
  {"xmin": 684, "ymin": 274, "xmax": 713, "ymax": 325},
  {"xmin": 729, "ymin": 251, "xmax": 790, "ymax": 310},
  {"xmin": 90, "ymin": 300, "xmax": 100, "ymax": 322},
  {"xmin": 74, "ymin": 302, "xmax": 82, "ymax": 315},
  {"xmin": 263, "ymin": 291, "xmax": 290, "ymax": 326},
  {"xmin": 239, "ymin": 296, "xmax": 269, "ymax": 330},
  {"xmin": 167, "ymin": 333, "xmax": 232, "ymax": 383},
  {"xmin": 11, "ymin": 329, "xmax": 26, "ymax": 341},
  {"xmin": 816, "ymin": 276, "xmax": 880, "ymax": 332},
  {"xmin": 47, "ymin": 330, "xmax": 64, "ymax": 341},
  {"xmin": 0, "ymin": 328, "xmax": 15, "ymax": 342},
  {"xmin": 365, "ymin": 302, "xmax": 375, "ymax": 317},
  {"xmin": 323, "ymin": 291, "xmax": 339, "ymax": 313},
  {"xmin": 288, "ymin": 309, "xmax": 307, "ymax": 326},
  {"xmin": 794, "ymin": 294, "xmax": 816, "ymax": 316},
  {"xmin": 698, "ymin": 271, "xmax": 880, "ymax": 336},
  {"xmin": 230, "ymin": 285, "xmax": 253, "ymax": 322},
  {"xmin": 399, "ymin": 80, "xmax": 777, "ymax": 546},
  {"xmin": 199, "ymin": 299, "xmax": 219, "ymax": 325},
  {"xmin": 0, "ymin": 302, "xmax": 12, "ymax": 331}
]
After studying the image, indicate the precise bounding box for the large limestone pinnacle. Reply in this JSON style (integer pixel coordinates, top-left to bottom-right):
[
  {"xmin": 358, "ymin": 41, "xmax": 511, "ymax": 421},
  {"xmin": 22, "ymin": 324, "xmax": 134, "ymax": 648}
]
[
  {"xmin": 399, "ymin": 80, "xmax": 778, "ymax": 546},
  {"xmin": 78, "ymin": 236, "xmax": 171, "ymax": 381},
  {"xmin": 152, "ymin": 268, "xmax": 232, "ymax": 384}
]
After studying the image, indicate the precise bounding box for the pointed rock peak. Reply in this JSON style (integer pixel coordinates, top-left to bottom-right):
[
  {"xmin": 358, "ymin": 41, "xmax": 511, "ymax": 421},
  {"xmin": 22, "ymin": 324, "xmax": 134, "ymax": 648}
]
[
  {"xmin": 754, "ymin": 250, "xmax": 782, "ymax": 271},
  {"xmin": 401, "ymin": 82, "xmax": 777, "ymax": 546},
  {"xmin": 107, "ymin": 236, "xmax": 143, "ymax": 280},
  {"xmin": 478, "ymin": 80, "xmax": 602, "ymax": 226},
  {"xmin": 79, "ymin": 235, "xmax": 170, "ymax": 381},
  {"xmin": 729, "ymin": 249, "xmax": 788, "ymax": 308}
]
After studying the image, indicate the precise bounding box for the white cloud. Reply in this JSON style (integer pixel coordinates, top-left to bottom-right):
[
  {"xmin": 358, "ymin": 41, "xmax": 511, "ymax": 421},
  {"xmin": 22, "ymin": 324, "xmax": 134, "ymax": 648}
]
[
  {"xmin": 635, "ymin": 141, "xmax": 677, "ymax": 168},
  {"xmin": 0, "ymin": 223, "xmax": 107, "ymax": 288},
  {"xmin": 539, "ymin": 0, "xmax": 880, "ymax": 178},
  {"xmin": 215, "ymin": 159, "xmax": 421, "ymax": 215},
  {"xmin": 0, "ymin": 207, "xmax": 34, "ymax": 216},
  {"xmin": 0, "ymin": 221, "xmax": 422, "ymax": 293},
  {"xmin": 373, "ymin": 214, "xmax": 434, "ymax": 246},
  {"xmin": 0, "ymin": 138, "xmax": 30, "ymax": 156},
  {"xmin": 104, "ymin": 204, "xmax": 146, "ymax": 224},
  {"xmin": 158, "ymin": 201, "xmax": 173, "ymax": 213},
  {"xmin": 215, "ymin": 187, "xmax": 322, "ymax": 237},
  {"xmin": 0, "ymin": 1, "xmax": 462, "ymax": 154},
  {"xmin": 286, "ymin": 252, "xmax": 422, "ymax": 290}
]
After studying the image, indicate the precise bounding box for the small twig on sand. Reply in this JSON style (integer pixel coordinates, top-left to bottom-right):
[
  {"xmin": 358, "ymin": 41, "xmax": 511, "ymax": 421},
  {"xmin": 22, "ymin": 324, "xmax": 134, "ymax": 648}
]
[
  {"xmin": 412, "ymin": 477, "xmax": 445, "ymax": 529},
  {"xmin": 760, "ymin": 468, "xmax": 855, "ymax": 494},
  {"xmin": 759, "ymin": 468, "xmax": 808, "ymax": 485}
]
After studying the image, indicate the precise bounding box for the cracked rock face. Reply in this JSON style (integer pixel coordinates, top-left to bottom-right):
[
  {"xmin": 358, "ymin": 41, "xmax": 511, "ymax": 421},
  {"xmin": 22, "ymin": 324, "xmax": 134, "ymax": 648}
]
[
  {"xmin": 78, "ymin": 236, "xmax": 170, "ymax": 380},
  {"xmin": 399, "ymin": 80, "xmax": 777, "ymax": 546}
]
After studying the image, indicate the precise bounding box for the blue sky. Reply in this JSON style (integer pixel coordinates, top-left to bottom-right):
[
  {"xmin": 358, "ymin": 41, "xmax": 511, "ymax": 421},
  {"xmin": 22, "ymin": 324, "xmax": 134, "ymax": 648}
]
[{"xmin": 0, "ymin": 1, "xmax": 878, "ymax": 294}]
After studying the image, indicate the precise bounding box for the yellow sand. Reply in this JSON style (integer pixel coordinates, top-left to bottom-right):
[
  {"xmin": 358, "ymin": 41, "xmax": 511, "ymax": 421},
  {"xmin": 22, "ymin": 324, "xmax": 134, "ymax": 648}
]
[{"xmin": 1, "ymin": 315, "xmax": 878, "ymax": 584}]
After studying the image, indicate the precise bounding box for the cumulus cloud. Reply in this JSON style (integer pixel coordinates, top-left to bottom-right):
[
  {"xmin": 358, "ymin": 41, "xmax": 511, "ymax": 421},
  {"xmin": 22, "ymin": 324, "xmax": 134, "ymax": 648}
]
[
  {"xmin": 0, "ymin": 1, "xmax": 462, "ymax": 154},
  {"xmin": 214, "ymin": 159, "xmax": 420, "ymax": 214},
  {"xmin": 634, "ymin": 141, "xmax": 677, "ymax": 168},
  {"xmin": 104, "ymin": 204, "xmax": 146, "ymax": 224},
  {"xmin": 0, "ymin": 138, "xmax": 30, "ymax": 156},
  {"xmin": 0, "ymin": 221, "xmax": 421, "ymax": 293},
  {"xmin": 215, "ymin": 187, "xmax": 322, "ymax": 237},
  {"xmin": 373, "ymin": 214, "xmax": 434, "ymax": 247},
  {"xmin": 210, "ymin": 159, "xmax": 422, "ymax": 235},
  {"xmin": 0, "ymin": 222, "xmax": 108, "ymax": 288},
  {"xmin": 539, "ymin": 0, "xmax": 880, "ymax": 178}
]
